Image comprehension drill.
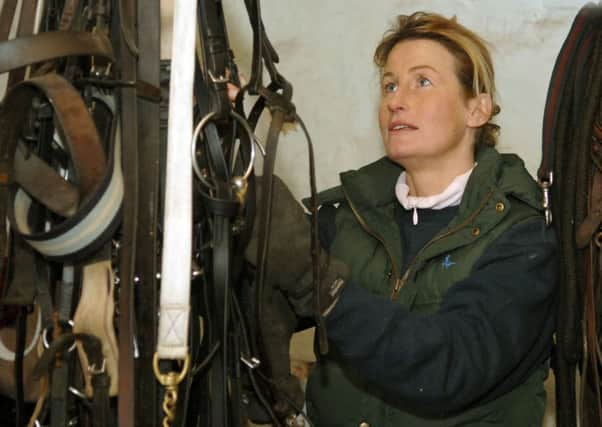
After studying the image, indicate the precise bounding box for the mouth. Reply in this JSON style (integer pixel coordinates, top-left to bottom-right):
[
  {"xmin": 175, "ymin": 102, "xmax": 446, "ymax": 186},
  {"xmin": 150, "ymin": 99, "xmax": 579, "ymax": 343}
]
[{"xmin": 388, "ymin": 121, "xmax": 417, "ymax": 132}]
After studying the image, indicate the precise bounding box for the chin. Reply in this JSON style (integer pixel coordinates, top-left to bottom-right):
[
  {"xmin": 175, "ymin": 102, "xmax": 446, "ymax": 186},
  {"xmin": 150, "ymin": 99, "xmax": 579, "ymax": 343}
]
[
  {"xmin": 385, "ymin": 149, "xmax": 412, "ymax": 167},
  {"xmin": 385, "ymin": 142, "xmax": 414, "ymax": 161}
]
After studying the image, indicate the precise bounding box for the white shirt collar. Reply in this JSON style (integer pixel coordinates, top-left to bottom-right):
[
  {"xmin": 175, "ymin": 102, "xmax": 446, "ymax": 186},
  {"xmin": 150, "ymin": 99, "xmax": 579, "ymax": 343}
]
[{"xmin": 395, "ymin": 165, "xmax": 476, "ymax": 225}]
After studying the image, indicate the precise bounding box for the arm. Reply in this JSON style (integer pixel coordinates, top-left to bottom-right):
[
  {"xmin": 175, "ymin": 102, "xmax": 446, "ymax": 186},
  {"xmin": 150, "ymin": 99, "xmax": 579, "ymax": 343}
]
[{"xmin": 325, "ymin": 218, "xmax": 557, "ymax": 414}]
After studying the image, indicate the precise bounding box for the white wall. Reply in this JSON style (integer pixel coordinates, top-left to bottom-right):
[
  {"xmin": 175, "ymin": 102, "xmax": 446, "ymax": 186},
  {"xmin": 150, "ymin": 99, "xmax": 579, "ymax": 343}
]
[{"xmin": 163, "ymin": 0, "xmax": 587, "ymax": 199}]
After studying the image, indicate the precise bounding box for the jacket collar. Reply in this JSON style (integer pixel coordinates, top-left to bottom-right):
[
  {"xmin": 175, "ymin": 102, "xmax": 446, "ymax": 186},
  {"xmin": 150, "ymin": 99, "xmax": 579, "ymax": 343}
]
[
  {"xmin": 340, "ymin": 146, "xmax": 541, "ymax": 219},
  {"xmin": 338, "ymin": 146, "xmax": 542, "ymax": 277}
]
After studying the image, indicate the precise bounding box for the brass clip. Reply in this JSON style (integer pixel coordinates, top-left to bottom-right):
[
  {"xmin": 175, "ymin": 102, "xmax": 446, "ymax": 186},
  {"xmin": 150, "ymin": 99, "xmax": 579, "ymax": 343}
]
[{"xmin": 153, "ymin": 353, "xmax": 190, "ymax": 427}]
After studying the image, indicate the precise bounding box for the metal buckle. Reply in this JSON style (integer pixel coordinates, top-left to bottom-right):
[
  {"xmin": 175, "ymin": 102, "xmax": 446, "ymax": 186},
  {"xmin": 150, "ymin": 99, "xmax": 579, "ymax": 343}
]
[
  {"xmin": 240, "ymin": 355, "xmax": 261, "ymax": 369},
  {"xmin": 88, "ymin": 358, "xmax": 107, "ymax": 375}
]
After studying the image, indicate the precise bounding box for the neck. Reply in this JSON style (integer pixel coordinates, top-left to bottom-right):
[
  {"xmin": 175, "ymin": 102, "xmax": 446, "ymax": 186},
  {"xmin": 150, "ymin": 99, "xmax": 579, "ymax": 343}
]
[{"xmin": 404, "ymin": 156, "xmax": 475, "ymax": 197}]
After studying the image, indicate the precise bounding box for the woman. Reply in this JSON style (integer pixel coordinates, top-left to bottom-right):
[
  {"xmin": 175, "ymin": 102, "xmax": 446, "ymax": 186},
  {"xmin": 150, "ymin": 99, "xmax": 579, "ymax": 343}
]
[{"xmin": 245, "ymin": 11, "xmax": 557, "ymax": 427}]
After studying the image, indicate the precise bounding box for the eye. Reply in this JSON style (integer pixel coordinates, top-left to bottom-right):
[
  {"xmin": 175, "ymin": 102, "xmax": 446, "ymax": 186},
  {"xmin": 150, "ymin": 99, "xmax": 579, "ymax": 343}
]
[
  {"xmin": 418, "ymin": 76, "xmax": 432, "ymax": 87},
  {"xmin": 382, "ymin": 81, "xmax": 397, "ymax": 94}
]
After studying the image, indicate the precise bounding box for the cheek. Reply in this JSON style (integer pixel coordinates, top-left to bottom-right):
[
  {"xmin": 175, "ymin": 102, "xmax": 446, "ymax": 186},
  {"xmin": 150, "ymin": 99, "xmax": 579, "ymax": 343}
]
[{"xmin": 378, "ymin": 102, "xmax": 388, "ymax": 136}]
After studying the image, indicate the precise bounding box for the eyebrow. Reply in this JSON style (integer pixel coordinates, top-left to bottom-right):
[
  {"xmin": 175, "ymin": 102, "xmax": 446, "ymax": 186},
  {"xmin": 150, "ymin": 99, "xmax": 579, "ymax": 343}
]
[{"xmin": 382, "ymin": 65, "xmax": 439, "ymax": 79}]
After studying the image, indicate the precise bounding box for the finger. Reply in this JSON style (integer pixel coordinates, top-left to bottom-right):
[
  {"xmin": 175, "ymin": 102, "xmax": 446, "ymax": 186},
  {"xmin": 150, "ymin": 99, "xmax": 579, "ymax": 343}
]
[{"xmin": 227, "ymin": 82, "xmax": 240, "ymax": 103}]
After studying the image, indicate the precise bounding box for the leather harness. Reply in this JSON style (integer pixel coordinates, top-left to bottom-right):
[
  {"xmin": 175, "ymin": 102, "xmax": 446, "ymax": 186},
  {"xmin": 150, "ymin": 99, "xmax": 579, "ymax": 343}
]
[
  {"xmin": 539, "ymin": 4, "xmax": 602, "ymax": 427},
  {"xmin": 0, "ymin": 1, "xmax": 325, "ymax": 426}
]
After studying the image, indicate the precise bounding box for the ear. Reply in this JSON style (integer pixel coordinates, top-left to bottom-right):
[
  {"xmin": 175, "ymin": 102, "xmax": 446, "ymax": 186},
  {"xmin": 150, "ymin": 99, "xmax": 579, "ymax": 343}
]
[{"xmin": 466, "ymin": 93, "xmax": 493, "ymax": 128}]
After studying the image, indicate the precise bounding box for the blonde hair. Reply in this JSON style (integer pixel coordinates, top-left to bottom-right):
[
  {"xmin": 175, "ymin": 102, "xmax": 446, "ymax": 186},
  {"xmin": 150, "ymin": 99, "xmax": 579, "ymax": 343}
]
[{"xmin": 374, "ymin": 12, "xmax": 500, "ymax": 147}]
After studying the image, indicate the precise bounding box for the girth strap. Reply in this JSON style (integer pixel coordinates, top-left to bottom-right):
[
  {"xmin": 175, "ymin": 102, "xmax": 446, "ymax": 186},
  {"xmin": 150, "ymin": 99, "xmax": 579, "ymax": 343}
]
[{"xmin": 1, "ymin": 75, "xmax": 123, "ymax": 261}]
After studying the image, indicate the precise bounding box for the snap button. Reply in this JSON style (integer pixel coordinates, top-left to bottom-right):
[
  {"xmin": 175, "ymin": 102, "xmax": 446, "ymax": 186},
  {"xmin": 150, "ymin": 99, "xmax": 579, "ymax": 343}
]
[
  {"xmin": 495, "ymin": 202, "xmax": 505, "ymax": 212},
  {"xmin": 359, "ymin": 423, "xmax": 370, "ymax": 427},
  {"xmin": 472, "ymin": 227, "xmax": 481, "ymax": 236}
]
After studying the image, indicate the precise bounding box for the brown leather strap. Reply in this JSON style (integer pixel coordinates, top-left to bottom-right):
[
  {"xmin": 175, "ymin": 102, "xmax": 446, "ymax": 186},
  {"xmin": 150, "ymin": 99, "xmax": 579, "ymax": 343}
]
[
  {"xmin": 0, "ymin": 31, "xmax": 114, "ymax": 74},
  {"xmin": 2, "ymin": 74, "xmax": 107, "ymax": 198},
  {"xmin": 13, "ymin": 148, "xmax": 79, "ymax": 217},
  {"xmin": 0, "ymin": 74, "xmax": 106, "ymax": 267},
  {"xmin": 0, "ymin": 0, "xmax": 18, "ymax": 42},
  {"xmin": 6, "ymin": 0, "xmax": 38, "ymax": 87},
  {"xmin": 576, "ymin": 169, "xmax": 602, "ymax": 248},
  {"xmin": 116, "ymin": 0, "xmax": 139, "ymax": 425}
]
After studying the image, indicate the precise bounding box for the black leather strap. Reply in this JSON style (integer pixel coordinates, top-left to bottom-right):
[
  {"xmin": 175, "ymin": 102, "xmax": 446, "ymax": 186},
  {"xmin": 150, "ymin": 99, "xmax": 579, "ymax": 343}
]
[{"xmin": 134, "ymin": 0, "xmax": 161, "ymax": 425}]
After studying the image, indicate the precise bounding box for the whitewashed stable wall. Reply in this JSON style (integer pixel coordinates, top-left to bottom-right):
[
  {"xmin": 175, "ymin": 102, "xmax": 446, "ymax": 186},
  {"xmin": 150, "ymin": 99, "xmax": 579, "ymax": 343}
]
[{"xmin": 161, "ymin": 0, "xmax": 589, "ymax": 200}]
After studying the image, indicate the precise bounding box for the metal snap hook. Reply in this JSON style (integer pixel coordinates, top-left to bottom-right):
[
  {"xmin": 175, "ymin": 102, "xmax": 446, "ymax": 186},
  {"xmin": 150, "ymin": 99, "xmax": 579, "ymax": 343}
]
[{"xmin": 537, "ymin": 171, "xmax": 553, "ymax": 226}]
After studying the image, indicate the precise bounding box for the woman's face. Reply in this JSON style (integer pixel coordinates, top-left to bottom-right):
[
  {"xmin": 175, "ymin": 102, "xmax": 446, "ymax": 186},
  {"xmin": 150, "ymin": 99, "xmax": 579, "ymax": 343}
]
[{"xmin": 378, "ymin": 39, "xmax": 482, "ymax": 168}]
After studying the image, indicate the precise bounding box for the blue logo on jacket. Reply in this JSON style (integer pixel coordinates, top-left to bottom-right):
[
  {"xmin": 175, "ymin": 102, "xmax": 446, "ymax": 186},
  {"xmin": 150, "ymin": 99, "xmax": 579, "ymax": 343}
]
[{"xmin": 442, "ymin": 254, "xmax": 456, "ymax": 269}]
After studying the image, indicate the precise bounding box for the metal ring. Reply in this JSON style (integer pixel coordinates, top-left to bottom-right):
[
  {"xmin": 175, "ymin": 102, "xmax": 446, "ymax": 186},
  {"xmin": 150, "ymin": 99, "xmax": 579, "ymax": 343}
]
[
  {"xmin": 0, "ymin": 305, "xmax": 42, "ymax": 362},
  {"xmin": 191, "ymin": 110, "xmax": 256, "ymax": 188},
  {"xmin": 42, "ymin": 319, "xmax": 76, "ymax": 352},
  {"xmin": 253, "ymin": 135, "xmax": 267, "ymax": 157}
]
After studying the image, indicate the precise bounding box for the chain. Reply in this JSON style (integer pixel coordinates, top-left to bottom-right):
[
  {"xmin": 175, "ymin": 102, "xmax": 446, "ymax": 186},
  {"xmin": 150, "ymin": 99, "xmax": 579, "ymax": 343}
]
[{"xmin": 161, "ymin": 387, "xmax": 178, "ymax": 427}]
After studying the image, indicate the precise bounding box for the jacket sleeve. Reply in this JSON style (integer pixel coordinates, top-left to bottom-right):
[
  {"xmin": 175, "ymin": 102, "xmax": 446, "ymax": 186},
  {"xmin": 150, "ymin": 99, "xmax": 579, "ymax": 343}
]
[{"xmin": 324, "ymin": 217, "xmax": 558, "ymax": 415}]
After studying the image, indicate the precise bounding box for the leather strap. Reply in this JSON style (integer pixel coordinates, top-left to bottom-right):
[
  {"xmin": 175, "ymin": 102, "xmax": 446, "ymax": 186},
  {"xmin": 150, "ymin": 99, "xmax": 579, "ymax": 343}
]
[
  {"xmin": 0, "ymin": 30, "xmax": 115, "ymax": 74},
  {"xmin": 13, "ymin": 147, "xmax": 79, "ymax": 218},
  {"xmin": 6, "ymin": 0, "xmax": 37, "ymax": 87},
  {"xmin": 116, "ymin": 0, "xmax": 140, "ymax": 425},
  {"xmin": 1, "ymin": 76, "xmax": 123, "ymax": 261},
  {"xmin": 0, "ymin": 74, "xmax": 106, "ymax": 199},
  {"xmin": 134, "ymin": 0, "xmax": 161, "ymax": 424},
  {"xmin": 234, "ymin": 4, "xmax": 323, "ymax": 420},
  {"xmin": 0, "ymin": 0, "xmax": 17, "ymax": 42}
]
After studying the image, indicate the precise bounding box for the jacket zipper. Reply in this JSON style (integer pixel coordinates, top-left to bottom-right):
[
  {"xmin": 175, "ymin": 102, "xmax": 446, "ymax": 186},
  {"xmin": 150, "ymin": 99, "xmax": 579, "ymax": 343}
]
[
  {"xmin": 390, "ymin": 189, "xmax": 495, "ymax": 299},
  {"xmin": 342, "ymin": 187, "xmax": 404, "ymax": 293}
]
